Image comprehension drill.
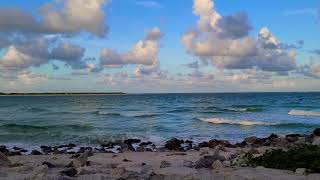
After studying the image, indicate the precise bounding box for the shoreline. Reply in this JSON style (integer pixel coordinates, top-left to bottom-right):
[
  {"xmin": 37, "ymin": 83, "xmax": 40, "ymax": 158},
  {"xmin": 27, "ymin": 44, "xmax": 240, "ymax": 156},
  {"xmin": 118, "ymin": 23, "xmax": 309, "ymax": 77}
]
[{"xmin": 1, "ymin": 129, "xmax": 320, "ymax": 179}]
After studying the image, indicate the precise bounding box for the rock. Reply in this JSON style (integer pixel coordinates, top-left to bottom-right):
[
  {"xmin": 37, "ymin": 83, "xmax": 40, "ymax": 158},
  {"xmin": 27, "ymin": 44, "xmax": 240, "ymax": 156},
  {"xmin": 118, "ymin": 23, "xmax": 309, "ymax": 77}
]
[
  {"xmin": 139, "ymin": 141, "xmax": 152, "ymax": 146},
  {"xmin": 198, "ymin": 141, "xmax": 209, "ymax": 148},
  {"xmin": 248, "ymin": 148, "xmax": 260, "ymax": 154},
  {"xmin": 120, "ymin": 143, "xmax": 135, "ymax": 152},
  {"xmin": 31, "ymin": 150, "xmax": 43, "ymax": 155},
  {"xmin": 0, "ymin": 152, "xmax": 11, "ymax": 166},
  {"xmin": 313, "ymin": 128, "xmax": 320, "ymax": 136},
  {"xmin": 208, "ymin": 139, "xmax": 233, "ymax": 148},
  {"xmin": 42, "ymin": 161, "xmax": 55, "ymax": 168},
  {"xmin": 235, "ymin": 141, "xmax": 248, "ymax": 148},
  {"xmin": 72, "ymin": 151, "xmax": 89, "ymax": 168},
  {"xmin": 124, "ymin": 139, "xmax": 141, "ymax": 145},
  {"xmin": 199, "ymin": 147, "xmax": 210, "ymax": 156},
  {"xmin": 195, "ymin": 154, "xmax": 225, "ymax": 169},
  {"xmin": 123, "ymin": 159, "xmax": 132, "ymax": 162},
  {"xmin": 160, "ymin": 160, "xmax": 171, "ymax": 168},
  {"xmin": 165, "ymin": 138, "xmax": 183, "ymax": 151},
  {"xmin": 145, "ymin": 148, "xmax": 153, "ymax": 152},
  {"xmin": 40, "ymin": 145, "xmax": 52, "ymax": 154},
  {"xmin": 231, "ymin": 154, "xmax": 248, "ymax": 167},
  {"xmin": 182, "ymin": 160, "xmax": 194, "ymax": 168},
  {"xmin": 245, "ymin": 136, "xmax": 259, "ymax": 144},
  {"xmin": 136, "ymin": 146, "xmax": 145, "ymax": 152},
  {"xmin": 312, "ymin": 136, "xmax": 320, "ymax": 145},
  {"xmin": 111, "ymin": 167, "xmax": 126, "ymax": 177},
  {"xmin": 0, "ymin": 145, "xmax": 8, "ymax": 153},
  {"xmin": 212, "ymin": 160, "xmax": 224, "ymax": 170},
  {"xmin": 7, "ymin": 151, "xmax": 21, "ymax": 156},
  {"xmin": 223, "ymin": 161, "xmax": 231, "ymax": 167},
  {"xmin": 295, "ymin": 168, "xmax": 306, "ymax": 175},
  {"xmin": 61, "ymin": 167, "xmax": 78, "ymax": 177}
]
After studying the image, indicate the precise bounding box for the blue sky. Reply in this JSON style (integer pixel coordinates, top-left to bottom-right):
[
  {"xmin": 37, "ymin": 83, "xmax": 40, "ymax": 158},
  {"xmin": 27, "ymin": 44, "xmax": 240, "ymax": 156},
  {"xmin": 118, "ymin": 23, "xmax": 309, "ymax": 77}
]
[{"xmin": 0, "ymin": 0, "xmax": 319, "ymax": 93}]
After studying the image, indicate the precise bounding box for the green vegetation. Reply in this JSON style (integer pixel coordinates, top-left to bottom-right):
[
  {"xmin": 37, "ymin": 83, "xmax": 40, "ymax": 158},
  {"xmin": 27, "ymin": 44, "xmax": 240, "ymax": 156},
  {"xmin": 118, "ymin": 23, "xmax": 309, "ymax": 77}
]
[{"xmin": 247, "ymin": 145, "xmax": 320, "ymax": 173}]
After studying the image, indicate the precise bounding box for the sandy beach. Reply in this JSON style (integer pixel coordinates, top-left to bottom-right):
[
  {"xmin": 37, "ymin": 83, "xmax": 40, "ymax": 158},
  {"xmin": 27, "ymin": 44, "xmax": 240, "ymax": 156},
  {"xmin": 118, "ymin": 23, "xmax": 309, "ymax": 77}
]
[{"xmin": 1, "ymin": 129, "xmax": 320, "ymax": 180}]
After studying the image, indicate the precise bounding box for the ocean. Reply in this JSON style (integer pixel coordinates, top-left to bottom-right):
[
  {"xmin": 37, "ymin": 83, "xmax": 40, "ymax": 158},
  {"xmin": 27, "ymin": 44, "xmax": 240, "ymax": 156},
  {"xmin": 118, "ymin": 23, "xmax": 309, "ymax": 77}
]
[{"xmin": 0, "ymin": 92, "xmax": 319, "ymax": 147}]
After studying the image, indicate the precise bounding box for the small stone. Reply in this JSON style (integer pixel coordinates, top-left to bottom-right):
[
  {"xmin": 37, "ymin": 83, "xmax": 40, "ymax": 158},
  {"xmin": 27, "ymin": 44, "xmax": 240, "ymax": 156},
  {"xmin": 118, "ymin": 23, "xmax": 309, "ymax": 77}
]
[
  {"xmin": 295, "ymin": 168, "xmax": 306, "ymax": 175},
  {"xmin": 160, "ymin": 160, "xmax": 171, "ymax": 168},
  {"xmin": 61, "ymin": 167, "xmax": 77, "ymax": 177},
  {"xmin": 212, "ymin": 160, "xmax": 224, "ymax": 170},
  {"xmin": 31, "ymin": 150, "xmax": 43, "ymax": 155},
  {"xmin": 123, "ymin": 159, "xmax": 131, "ymax": 162}
]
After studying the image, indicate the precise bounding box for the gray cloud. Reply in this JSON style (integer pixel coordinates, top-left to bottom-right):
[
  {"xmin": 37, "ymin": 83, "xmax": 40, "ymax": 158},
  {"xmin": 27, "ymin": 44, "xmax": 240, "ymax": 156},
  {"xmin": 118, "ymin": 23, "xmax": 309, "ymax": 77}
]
[
  {"xmin": 182, "ymin": 0, "xmax": 297, "ymax": 73},
  {"xmin": 0, "ymin": 0, "xmax": 109, "ymax": 37}
]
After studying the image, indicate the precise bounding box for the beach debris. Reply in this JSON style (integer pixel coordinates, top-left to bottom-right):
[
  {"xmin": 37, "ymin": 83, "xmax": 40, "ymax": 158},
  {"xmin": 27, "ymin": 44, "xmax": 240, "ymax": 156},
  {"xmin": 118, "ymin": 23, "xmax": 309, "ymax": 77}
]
[
  {"xmin": 195, "ymin": 153, "xmax": 225, "ymax": 169},
  {"xmin": 0, "ymin": 152, "xmax": 12, "ymax": 166},
  {"xmin": 165, "ymin": 138, "xmax": 183, "ymax": 151},
  {"xmin": 61, "ymin": 167, "xmax": 78, "ymax": 177},
  {"xmin": 160, "ymin": 160, "xmax": 171, "ymax": 168}
]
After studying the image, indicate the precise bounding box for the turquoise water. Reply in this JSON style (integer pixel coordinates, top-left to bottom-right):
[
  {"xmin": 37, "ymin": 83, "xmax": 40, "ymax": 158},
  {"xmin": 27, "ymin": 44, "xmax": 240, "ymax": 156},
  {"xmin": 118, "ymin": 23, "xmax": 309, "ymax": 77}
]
[{"xmin": 0, "ymin": 93, "xmax": 319, "ymax": 147}]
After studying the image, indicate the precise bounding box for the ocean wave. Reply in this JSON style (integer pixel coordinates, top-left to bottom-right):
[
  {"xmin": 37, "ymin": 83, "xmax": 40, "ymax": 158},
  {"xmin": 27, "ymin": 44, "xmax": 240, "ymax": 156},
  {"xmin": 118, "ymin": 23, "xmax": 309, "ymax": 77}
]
[
  {"xmin": 95, "ymin": 111, "xmax": 122, "ymax": 116},
  {"xmin": 167, "ymin": 109, "xmax": 193, "ymax": 113},
  {"xmin": 200, "ymin": 117, "xmax": 275, "ymax": 126},
  {"xmin": 288, "ymin": 110, "xmax": 320, "ymax": 117}
]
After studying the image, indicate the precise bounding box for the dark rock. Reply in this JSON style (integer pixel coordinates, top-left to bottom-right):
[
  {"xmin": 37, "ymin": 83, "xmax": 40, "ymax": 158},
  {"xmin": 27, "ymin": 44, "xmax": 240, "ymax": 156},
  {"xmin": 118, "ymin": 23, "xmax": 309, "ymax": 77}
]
[
  {"xmin": 86, "ymin": 161, "xmax": 91, "ymax": 166},
  {"xmin": 70, "ymin": 154, "xmax": 80, "ymax": 159},
  {"xmin": 42, "ymin": 161, "xmax": 55, "ymax": 168},
  {"xmin": 123, "ymin": 159, "xmax": 132, "ymax": 162},
  {"xmin": 195, "ymin": 155, "xmax": 225, "ymax": 169},
  {"xmin": 68, "ymin": 143, "xmax": 77, "ymax": 148},
  {"xmin": 101, "ymin": 142, "xmax": 115, "ymax": 148},
  {"xmin": 141, "ymin": 162, "xmax": 146, "ymax": 166},
  {"xmin": 198, "ymin": 141, "xmax": 209, "ymax": 148},
  {"xmin": 160, "ymin": 160, "xmax": 171, "ymax": 168},
  {"xmin": 139, "ymin": 141, "xmax": 153, "ymax": 146},
  {"xmin": 77, "ymin": 147, "xmax": 86, "ymax": 153},
  {"xmin": 12, "ymin": 147, "xmax": 22, "ymax": 151},
  {"xmin": 185, "ymin": 140, "xmax": 193, "ymax": 144},
  {"xmin": 20, "ymin": 149, "xmax": 28, "ymax": 153},
  {"xmin": 165, "ymin": 138, "xmax": 183, "ymax": 151},
  {"xmin": 136, "ymin": 146, "xmax": 145, "ymax": 152},
  {"xmin": 145, "ymin": 148, "xmax": 153, "ymax": 152},
  {"xmin": 120, "ymin": 143, "xmax": 135, "ymax": 152},
  {"xmin": 40, "ymin": 146, "xmax": 52, "ymax": 154},
  {"xmin": 124, "ymin": 139, "xmax": 141, "ymax": 145},
  {"xmin": 61, "ymin": 168, "xmax": 77, "ymax": 177},
  {"xmin": 313, "ymin": 128, "xmax": 320, "ymax": 136},
  {"xmin": 267, "ymin": 133, "xmax": 279, "ymax": 140},
  {"xmin": 0, "ymin": 145, "xmax": 8, "ymax": 154},
  {"xmin": 235, "ymin": 141, "xmax": 247, "ymax": 148},
  {"xmin": 208, "ymin": 139, "xmax": 232, "ymax": 148},
  {"xmin": 286, "ymin": 134, "xmax": 302, "ymax": 143},
  {"xmin": 31, "ymin": 150, "xmax": 43, "ymax": 155}
]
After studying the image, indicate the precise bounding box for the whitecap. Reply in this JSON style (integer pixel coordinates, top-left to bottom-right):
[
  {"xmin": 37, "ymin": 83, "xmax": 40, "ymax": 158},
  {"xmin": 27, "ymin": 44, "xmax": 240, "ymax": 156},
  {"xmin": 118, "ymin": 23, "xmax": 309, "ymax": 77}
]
[
  {"xmin": 199, "ymin": 117, "xmax": 276, "ymax": 126},
  {"xmin": 288, "ymin": 109, "xmax": 320, "ymax": 117}
]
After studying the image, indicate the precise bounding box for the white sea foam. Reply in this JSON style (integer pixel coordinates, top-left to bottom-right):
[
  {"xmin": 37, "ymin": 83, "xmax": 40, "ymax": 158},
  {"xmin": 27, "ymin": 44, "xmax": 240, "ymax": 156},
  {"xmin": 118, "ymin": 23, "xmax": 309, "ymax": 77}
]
[
  {"xmin": 200, "ymin": 117, "xmax": 276, "ymax": 126},
  {"xmin": 288, "ymin": 109, "xmax": 320, "ymax": 116}
]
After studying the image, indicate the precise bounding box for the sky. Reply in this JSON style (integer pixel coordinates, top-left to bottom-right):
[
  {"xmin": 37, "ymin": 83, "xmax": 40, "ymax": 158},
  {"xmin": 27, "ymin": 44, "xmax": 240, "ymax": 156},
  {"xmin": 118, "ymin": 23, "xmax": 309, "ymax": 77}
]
[{"xmin": 0, "ymin": 0, "xmax": 319, "ymax": 93}]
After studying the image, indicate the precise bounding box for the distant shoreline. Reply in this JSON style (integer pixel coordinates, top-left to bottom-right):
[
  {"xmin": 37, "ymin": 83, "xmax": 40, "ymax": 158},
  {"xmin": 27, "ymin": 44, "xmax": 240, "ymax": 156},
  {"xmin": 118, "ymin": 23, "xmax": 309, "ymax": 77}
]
[{"xmin": 0, "ymin": 92, "xmax": 126, "ymax": 96}]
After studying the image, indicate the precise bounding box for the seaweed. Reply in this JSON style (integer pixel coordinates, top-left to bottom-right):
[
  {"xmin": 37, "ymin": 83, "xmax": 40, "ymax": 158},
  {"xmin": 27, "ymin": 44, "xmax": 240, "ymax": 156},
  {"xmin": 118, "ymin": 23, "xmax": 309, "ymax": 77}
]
[{"xmin": 247, "ymin": 145, "xmax": 320, "ymax": 173}]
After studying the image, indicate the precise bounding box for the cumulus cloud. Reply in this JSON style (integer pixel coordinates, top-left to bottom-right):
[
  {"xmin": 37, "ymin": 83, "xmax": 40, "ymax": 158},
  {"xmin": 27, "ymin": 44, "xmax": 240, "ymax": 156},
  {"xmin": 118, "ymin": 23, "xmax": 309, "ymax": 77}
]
[
  {"xmin": 0, "ymin": 0, "xmax": 109, "ymax": 36},
  {"xmin": 0, "ymin": 37, "xmax": 89, "ymax": 71},
  {"xmin": 100, "ymin": 27, "xmax": 163, "ymax": 67},
  {"xmin": 182, "ymin": 0, "xmax": 297, "ymax": 73}
]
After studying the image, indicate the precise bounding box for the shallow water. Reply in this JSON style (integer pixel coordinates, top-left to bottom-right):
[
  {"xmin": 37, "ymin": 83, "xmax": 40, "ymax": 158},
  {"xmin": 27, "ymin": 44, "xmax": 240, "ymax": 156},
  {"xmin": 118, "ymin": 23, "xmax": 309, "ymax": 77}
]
[{"xmin": 0, "ymin": 92, "xmax": 319, "ymax": 147}]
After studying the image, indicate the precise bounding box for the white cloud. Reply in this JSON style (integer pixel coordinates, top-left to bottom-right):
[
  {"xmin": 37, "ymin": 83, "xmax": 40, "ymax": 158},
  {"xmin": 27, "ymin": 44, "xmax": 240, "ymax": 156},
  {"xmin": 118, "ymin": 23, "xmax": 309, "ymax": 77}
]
[
  {"xmin": 182, "ymin": 0, "xmax": 297, "ymax": 73},
  {"xmin": 100, "ymin": 27, "xmax": 163, "ymax": 67},
  {"xmin": 0, "ymin": 0, "xmax": 110, "ymax": 36}
]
